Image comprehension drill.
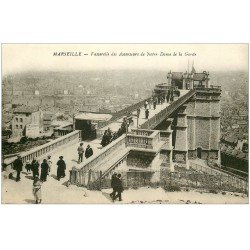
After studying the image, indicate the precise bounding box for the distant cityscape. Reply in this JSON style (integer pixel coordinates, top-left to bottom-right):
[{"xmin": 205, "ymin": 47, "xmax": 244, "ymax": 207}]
[{"xmin": 1, "ymin": 69, "xmax": 248, "ymax": 176}]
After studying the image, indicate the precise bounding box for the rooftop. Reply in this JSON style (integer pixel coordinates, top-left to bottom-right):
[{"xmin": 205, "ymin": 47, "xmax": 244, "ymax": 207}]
[
  {"xmin": 172, "ymin": 72, "xmax": 183, "ymax": 80},
  {"xmin": 193, "ymin": 73, "xmax": 207, "ymax": 81},
  {"xmin": 75, "ymin": 112, "xmax": 112, "ymax": 121},
  {"xmin": 13, "ymin": 106, "xmax": 39, "ymax": 114}
]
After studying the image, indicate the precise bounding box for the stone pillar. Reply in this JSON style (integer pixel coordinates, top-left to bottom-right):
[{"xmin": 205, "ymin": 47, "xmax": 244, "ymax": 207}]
[
  {"xmin": 167, "ymin": 71, "xmax": 172, "ymax": 86},
  {"xmin": 190, "ymin": 80, "xmax": 194, "ymax": 89},
  {"xmin": 182, "ymin": 72, "xmax": 187, "ymax": 90},
  {"xmin": 160, "ymin": 119, "xmax": 174, "ymax": 172},
  {"xmin": 206, "ymin": 78, "xmax": 210, "ymax": 88},
  {"xmin": 166, "ymin": 120, "xmax": 174, "ymax": 172},
  {"xmin": 173, "ymin": 106, "xmax": 189, "ymax": 169}
]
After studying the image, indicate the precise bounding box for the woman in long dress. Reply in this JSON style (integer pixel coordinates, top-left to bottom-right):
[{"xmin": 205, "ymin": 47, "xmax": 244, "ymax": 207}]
[
  {"xmin": 56, "ymin": 156, "xmax": 66, "ymax": 181},
  {"xmin": 31, "ymin": 159, "xmax": 39, "ymax": 179},
  {"xmin": 40, "ymin": 159, "xmax": 49, "ymax": 182},
  {"xmin": 33, "ymin": 175, "xmax": 42, "ymax": 204}
]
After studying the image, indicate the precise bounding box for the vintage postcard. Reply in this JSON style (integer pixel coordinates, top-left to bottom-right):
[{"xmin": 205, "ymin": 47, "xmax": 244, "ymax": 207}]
[{"xmin": 1, "ymin": 44, "xmax": 248, "ymax": 204}]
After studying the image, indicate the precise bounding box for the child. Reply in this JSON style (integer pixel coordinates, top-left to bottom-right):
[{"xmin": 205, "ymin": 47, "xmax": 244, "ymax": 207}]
[
  {"xmin": 25, "ymin": 160, "xmax": 31, "ymax": 174},
  {"xmin": 33, "ymin": 175, "xmax": 42, "ymax": 204}
]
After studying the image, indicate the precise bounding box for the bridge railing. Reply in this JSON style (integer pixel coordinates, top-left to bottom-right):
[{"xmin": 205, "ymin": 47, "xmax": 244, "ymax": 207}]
[
  {"xmin": 69, "ymin": 134, "xmax": 127, "ymax": 186},
  {"xmin": 190, "ymin": 162, "xmax": 248, "ymax": 193},
  {"xmin": 130, "ymin": 128, "xmax": 155, "ymax": 136},
  {"xmin": 99, "ymin": 97, "xmax": 152, "ymax": 129},
  {"xmin": 141, "ymin": 89, "xmax": 196, "ymax": 129},
  {"xmin": 69, "ymin": 129, "xmax": 162, "ymax": 186},
  {"xmin": 126, "ymin": 130, "xmax": 160, "ymax": 149},
  {"xmin": 4, "ymin": 130, "xmax": 81, "ymax": 169}
]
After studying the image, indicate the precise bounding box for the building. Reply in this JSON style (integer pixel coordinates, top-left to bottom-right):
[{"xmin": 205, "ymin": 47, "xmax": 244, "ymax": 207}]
[
  {"xmin": 43, "ymin": 112, "xmax": 55, "ymax": 131},
  {"xmin": 74, "ymin": 112, "xmax": 112, "ymax": 140},
  {"xmin": 11, "ymin": 106, "xmax": 43, "ymax": 138},
  {"xmin": 50, "ymin": 120, "xmax": 73, "ymax": 138},
  {"xmin": 153, "ymin": 70, "xmax": 221, "ymax": 167}
]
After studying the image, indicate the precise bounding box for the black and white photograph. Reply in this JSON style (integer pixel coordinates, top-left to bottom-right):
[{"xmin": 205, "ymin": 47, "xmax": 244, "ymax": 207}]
[{"xmin": 1, "ymin": 44, "xmax": 248, "ymax": 204}]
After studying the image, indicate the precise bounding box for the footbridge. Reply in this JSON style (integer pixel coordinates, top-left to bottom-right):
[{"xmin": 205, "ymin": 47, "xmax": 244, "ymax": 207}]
[{"xmin": 5, "ymin": 87, "xmax": 245, "ymax": 192}]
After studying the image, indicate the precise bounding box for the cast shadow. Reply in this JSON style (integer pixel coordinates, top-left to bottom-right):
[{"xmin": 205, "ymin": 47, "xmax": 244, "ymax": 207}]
[
  {"xmin": 51, "ymin": 174, "xmax": 58, "ymax": 180},
  {"xmin": 62, "ymin": 181, "xmax": 69, "ymax": 187},
  {"xmin": 102, "ymin": 191, "xmax": 113, "ymax": 202},
  {"xmin": 24, "ymin": 199, "xmax": 35, "ymax": 204},
  {"xmin": 25, "ymin": 175, "xmax": 34, "ymax": 180}
]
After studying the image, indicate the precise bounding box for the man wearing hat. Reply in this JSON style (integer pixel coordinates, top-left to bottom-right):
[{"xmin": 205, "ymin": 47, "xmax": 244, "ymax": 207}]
[
  {"xmin": 13, "ymin": 155, "xmax": 23, "ymax": 182},
  {"xmin": 56, "ymin": 156, "xmax": 66, "ymax": 181},
  {"xmin": 85, "ymin": 144, "xmax": 93, "ymax": 159},
  {"xmin": 110, "ymin": 172, "xmax": 118, "ymax": 199},
  {"xmin": 77, "ymin": 143, "xmax": 84, "ymax": 163}
]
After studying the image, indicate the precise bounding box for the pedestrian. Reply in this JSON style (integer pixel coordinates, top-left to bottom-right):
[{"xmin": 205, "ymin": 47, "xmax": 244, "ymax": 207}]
[
  {"xmin": 85, "ymin": 144, "xmax": 93, "ymax": 159},
  {"xmin": 113, "ymin": 174, "xmax": 123, "ymax": 201},
  {"xmin": 13, "ymin": 155, "xmax": 23, "ymax": 182},
  {"xmin": 110, "ymin": 172, "xmax": 118, "ymax": 199},
  {"xmin": 31, "ymin": 158, "xmax": 39, "ymax": 179},
  {"xmin": 101, "ymin": 130, "xmax": 108, "ymax": 147},
  {"xmin": 145, "ymin": 108, "xmax": 149, "ymax": 119},
  {"xmin": 148, "ymin": 100, "xmax": 151, "ymax": 109},
  {"xmin": 40, "ymin": 159, "xmax": 49, "ymax": 182},
  {"xmin": 170, "ymin": 90, "xmax": 174, "ymax": 102},
  {"xmin": 153, "ymin": 99, "xmax": 157, "ymax": 110},
  {"xmin": 166, "ymin": 90, "xmax": 170, "ymax": 103},
  {"xmin": 56, "ymin": 156, "xmax": 66, "ymax": 181},
  {"xmin": 33, "ymin": 175, "xmax": 42, "ymax": 204},
  {"xmin": 77, "ymin": 143, "xmax": 84, "ymax": 163},
  {"xmin": 137, "ymin": 108, "xmax": 140, "ymax": 118},
  {"xmin": 106, "ymin": 128, "xmax": 113, "ymax": 144},
  {"xmin": 47, "ymin": 155, "xmax": 52, "ymax": 174},
  {"xmin": 25, "ymin": 160, "xmax": 31, "ymax": 174}
]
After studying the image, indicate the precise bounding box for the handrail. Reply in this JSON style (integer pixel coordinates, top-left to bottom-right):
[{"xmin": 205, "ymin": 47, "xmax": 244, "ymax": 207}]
[
  {"xmin": 4, "ymin": 130, "xmax": 80, "ymax": 168},
  {"xmin": 78, "ymin": 134, "xmax": 127, "ymax": 172},
  {"xmin": 141, "ymin": 89, "xmax": 196, "ymax": 129}
]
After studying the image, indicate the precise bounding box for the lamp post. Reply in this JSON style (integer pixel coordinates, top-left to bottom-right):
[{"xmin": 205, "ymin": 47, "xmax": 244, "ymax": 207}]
[{"xmin": 137, "ymin": 108, "xmax": 140, "ymax": 128}]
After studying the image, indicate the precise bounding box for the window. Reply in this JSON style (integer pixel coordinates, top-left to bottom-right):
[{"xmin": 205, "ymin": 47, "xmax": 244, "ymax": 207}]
[
  {"xmin": 16, "ymin": 125, "xmax": 18, "ymax": 129},
  {"xmin": 20, "ymin": 125, "xmax": 23, "ymax": 129},
  {"xmin": 20, "ymin": 118, "xmax": 23, "ymax": 122},
  {"xmin": 16, "ymin": 117, "xmax": 18, "ymax": 122}
]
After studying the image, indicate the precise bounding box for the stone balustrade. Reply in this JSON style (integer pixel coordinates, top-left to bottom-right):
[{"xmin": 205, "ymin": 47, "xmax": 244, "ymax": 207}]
[
  {"xmin": 82, "ymin": 135, "xmax": 126, "ymax": 172},
  {"xmin": 69, "ymin": 129, "xmax": 162, "ymax": 186},
  {"xmin": 141, "ymin": 89, "xmax": 196, "ymax": 130},
  {"xmin": 4, "ymin": 130, "xmax": 81, "ymax": 169},
  {"xmin": 126, "ymin": 130, "xmax": 160, "ymax": 149},
  {"xmin": 70, "ymin": 134, "xmax": 127, "ymax": 186}
]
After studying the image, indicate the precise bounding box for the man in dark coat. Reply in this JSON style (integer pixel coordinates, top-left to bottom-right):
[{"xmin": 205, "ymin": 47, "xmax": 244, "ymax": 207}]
[
  {"xmin": 56, "ymin": 156, "xmax": 66, "ymax": 181},
  {"xmin": 113, "ymin": 174, "xmax": 123, "ymax": 201},
  {"xmin": 110, "ymin": 172, "xmax": 118, "ymax": 199},
  {"xmin": 85, "ymin": 145, "xmax": 93, "ymax": 159},
  {"xmin": 31, "ymin": 159, "xmax": 40, "ymax": 179},
  {"xmin": 13, "ymin": 155, "xmax": 23, "ymax": 182},
  {"xmin": 145, "ymin": 109, "xmax": 149, "ymax": 119},
  {"xmin": 166, "ymin": 90, "xmax": 170, "ymax": 103},
  {"xmin": 153, "ymin": 99, "xmax": 157, "ymax": 110},
  {"xmin": 25, "ymin": 160, "xmax": 31, "ymax": 174},
  {"xmin": 40, "ymin": 159, "xmax": 49, "ymax": 182}
]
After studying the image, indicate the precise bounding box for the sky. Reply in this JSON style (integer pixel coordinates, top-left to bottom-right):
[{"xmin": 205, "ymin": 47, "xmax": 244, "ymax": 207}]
[{"xmin": 2, "ymin": 44, "xmax": 248, "ymax": 75}]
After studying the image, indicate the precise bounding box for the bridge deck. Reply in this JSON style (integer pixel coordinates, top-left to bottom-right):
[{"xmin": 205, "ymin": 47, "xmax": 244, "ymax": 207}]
[
  {"xmin": 6, "ymin": 90, "xmax": 192, "ymax": 174},
  {"xmin": 2, "ymin": 89, "xmax": 194, "ymax": 203},
  {"xmin": 100, "ymin": 89, "xmax": 189, "ymax": 133}
]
